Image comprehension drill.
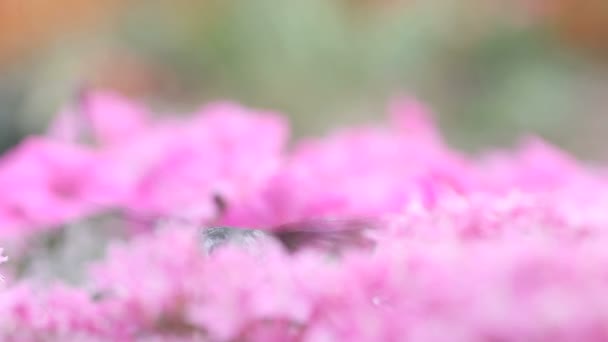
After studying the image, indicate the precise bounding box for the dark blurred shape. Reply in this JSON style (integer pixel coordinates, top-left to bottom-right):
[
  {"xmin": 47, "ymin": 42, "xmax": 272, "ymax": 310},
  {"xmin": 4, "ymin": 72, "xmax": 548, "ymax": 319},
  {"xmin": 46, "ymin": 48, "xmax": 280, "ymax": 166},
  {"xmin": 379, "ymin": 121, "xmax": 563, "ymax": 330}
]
[
  {"xmin": 272, "ymin": 218, "xmax": 379, "ymax": 254},
  {"xmin": 201, "ymin": 218, "xmax": 379, "ymax": 255}
]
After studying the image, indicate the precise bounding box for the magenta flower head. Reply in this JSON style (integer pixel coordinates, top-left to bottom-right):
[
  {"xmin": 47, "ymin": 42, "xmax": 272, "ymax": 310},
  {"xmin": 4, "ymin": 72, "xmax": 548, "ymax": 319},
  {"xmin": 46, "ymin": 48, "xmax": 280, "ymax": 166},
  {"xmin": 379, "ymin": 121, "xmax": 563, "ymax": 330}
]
[{"xmin": 2, "ymin": 91, "xmax": 608, "ymax": 341}]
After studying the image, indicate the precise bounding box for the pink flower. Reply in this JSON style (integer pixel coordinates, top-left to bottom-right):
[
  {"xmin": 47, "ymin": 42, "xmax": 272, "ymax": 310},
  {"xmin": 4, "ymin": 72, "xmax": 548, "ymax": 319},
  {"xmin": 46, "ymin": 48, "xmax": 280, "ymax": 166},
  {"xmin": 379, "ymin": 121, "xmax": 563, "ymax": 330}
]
[
  {"xmin": 225, "ymin": 97, "xmax": 473, "ymax": 226},
  {"xmin": 0, "ymin": 284, "xmax": 113, "ymax": 340},
  {"xmin": 49, "ymin": 90, "xmax": 149, "ymax": 146},
  {"xmin": 126, "ymin": 101, "xmax": 288, "ymax": 222},
  {"xmin": 3, "ymin": 92, "xmax": 608, "ymax": 341},
  {"xmin": 0, "ymin": 137, "xmax": 117, "ymax": 238}
]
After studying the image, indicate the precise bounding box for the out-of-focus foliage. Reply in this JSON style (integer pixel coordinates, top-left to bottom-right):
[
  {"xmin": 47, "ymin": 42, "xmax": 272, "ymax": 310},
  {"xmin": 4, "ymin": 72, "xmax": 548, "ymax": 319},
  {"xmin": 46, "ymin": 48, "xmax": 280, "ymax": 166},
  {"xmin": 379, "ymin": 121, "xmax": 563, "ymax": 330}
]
[{"xmin": 1, "ymin": 0, "xmax": 608, "ymax": 157}]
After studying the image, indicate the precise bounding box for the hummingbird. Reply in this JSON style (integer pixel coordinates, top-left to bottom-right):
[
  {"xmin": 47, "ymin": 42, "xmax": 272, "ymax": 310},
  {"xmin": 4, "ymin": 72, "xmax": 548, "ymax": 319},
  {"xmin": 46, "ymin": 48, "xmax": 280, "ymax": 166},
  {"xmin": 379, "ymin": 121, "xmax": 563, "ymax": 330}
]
[{"xmin": 200, "ymin": 217, "xmax": 380, "ymax": 255}]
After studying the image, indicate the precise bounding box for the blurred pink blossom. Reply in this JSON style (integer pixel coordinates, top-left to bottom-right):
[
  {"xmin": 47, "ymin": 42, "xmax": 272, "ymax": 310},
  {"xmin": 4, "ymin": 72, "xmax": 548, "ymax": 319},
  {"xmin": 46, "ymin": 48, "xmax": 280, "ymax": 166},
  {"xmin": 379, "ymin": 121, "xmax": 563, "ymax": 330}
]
[{"xmin": 1, "ymin": 92, "xmax": 608, "ymax": 340}]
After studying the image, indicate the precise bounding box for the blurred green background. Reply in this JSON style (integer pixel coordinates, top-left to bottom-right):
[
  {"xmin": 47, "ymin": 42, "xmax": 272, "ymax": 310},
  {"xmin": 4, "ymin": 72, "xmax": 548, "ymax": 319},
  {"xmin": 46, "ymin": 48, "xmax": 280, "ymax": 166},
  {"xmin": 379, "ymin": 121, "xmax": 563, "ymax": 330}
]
[{"xmin": 1, "ymin": 0, "xmax": 607, "ymax": 158}]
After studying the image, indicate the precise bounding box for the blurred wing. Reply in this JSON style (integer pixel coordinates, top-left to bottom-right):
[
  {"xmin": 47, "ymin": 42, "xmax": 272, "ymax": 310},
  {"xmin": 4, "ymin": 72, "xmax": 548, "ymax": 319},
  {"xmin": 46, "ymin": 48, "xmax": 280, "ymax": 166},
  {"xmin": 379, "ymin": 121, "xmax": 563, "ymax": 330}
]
[{"xmin": 271, "ymin": 217, "xmax": 384, "ymax": 253}]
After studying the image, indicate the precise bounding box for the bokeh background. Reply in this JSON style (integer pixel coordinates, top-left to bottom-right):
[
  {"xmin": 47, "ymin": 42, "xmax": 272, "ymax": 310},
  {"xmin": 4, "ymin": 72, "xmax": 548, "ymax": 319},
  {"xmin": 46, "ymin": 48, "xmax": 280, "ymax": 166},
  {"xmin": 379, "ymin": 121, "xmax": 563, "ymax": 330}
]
[{"xmin": 1, "ymin": 0, "xmax": 607, "ymax": 158}]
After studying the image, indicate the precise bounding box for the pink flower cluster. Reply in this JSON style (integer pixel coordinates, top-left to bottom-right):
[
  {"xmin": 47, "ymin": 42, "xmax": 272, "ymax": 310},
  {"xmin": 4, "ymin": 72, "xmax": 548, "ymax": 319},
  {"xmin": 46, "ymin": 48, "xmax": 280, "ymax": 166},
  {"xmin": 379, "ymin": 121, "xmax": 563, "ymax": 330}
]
[{"xmin": 2, "ymin": 91, "xmax": 608, "ymax": 341}]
